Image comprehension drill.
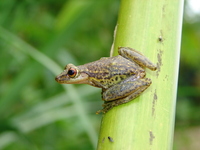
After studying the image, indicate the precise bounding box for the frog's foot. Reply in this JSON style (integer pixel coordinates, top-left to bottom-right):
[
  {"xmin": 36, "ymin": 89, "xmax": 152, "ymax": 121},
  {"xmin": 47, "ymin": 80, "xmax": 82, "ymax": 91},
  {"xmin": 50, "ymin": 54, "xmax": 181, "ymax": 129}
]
[
  {"xmin": 118, "ymin": 47, "xmax": 157, "ymax": 71},
  {"xmin": 97, "ymin": 78, "xmax": 152, "ymax": 114},
  {"xmin": 96, "ymin": 102, "xmax": 116, "ymax": 114},
  {"xmin": 96, "ymin": 106, "xmax": 109, "ymax": 114}
]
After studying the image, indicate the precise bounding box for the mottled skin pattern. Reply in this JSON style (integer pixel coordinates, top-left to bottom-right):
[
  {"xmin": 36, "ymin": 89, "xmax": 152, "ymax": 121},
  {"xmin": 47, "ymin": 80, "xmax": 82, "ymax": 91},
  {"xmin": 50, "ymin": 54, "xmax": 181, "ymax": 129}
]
[{"xmin": 55, "ymin": 47, "xmax": 157, "ymax": 113}]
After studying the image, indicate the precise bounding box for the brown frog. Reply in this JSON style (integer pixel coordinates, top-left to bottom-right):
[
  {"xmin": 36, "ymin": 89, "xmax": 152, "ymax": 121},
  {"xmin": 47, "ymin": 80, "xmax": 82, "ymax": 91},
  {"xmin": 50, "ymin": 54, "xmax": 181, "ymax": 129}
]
[{"xmin": 55, "ymin": 47, "xmax": 157, "ymax": 113}]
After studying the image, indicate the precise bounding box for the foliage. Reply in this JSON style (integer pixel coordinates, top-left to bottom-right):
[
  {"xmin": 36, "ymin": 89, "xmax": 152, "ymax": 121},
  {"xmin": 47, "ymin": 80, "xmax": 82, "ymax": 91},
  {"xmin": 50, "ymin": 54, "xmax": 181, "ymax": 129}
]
[{"xmin": 0, "ymin": 0, "xmax": 119, "ymax": 149}]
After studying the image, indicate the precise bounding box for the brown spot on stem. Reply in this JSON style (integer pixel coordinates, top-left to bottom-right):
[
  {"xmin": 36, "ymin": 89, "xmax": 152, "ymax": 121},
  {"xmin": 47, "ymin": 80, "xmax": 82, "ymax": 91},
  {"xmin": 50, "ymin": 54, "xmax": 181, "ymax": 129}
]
[
  {"xmin": 149, "ymin": 131, "xmax": 155, "ymax": 145},
  {"xmin": 158, "ymin": 30, "xmax": 165, "ymax": 43},
  {"xmin": 102, "ymin": 137, "xmax": 105, "ymax": 143},
  {"xmin": 162, "ymin": 5, "xmax": 166, "ymax": 18},
  {"xmin": 108, "ymin": 136, "xmax": 114, "ymax": 142},
  {"xmin": 158, "ymin": 36, "xmax": 163, "ymax": 42},
  {"xmin": 152, "ymin": 89, "xmax": 157, "ymax": 116},
  {"xmin": 156, "ymin": 49, "xmax": 163, "ymax": 77}
]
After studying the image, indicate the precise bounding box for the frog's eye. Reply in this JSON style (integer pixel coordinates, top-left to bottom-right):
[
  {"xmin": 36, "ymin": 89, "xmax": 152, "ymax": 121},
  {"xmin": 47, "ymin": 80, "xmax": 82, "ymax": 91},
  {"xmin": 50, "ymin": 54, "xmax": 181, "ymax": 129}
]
[{"xmin": 67, "ymin": 68, "xmax": 77, "ymax": 78}]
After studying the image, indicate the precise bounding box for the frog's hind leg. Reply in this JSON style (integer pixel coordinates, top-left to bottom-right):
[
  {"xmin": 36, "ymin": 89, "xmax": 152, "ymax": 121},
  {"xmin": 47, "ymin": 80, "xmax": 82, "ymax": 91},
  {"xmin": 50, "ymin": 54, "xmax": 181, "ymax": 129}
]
[
  {"xmin": 96, "ymin": 78, "xmax": 151, "ymax": 114},
  {"xmin": 118, "ymin": 47, "xmax": 157, "ymax": 71}
]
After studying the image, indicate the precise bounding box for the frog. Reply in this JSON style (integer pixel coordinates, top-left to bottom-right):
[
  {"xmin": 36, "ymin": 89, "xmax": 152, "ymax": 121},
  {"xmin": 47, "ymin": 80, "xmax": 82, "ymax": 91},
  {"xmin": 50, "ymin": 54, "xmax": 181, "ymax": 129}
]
[{"xmin": 55, "ymin": 47, "xmax": 157, "ymax": 114}]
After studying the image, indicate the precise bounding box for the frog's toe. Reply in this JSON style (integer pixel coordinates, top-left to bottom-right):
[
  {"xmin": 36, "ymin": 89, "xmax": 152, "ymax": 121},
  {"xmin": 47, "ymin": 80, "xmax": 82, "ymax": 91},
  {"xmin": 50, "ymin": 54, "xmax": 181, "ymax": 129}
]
[{"xmin": 95, "ymin": 102, "xmax": 114, "ymax": 114}]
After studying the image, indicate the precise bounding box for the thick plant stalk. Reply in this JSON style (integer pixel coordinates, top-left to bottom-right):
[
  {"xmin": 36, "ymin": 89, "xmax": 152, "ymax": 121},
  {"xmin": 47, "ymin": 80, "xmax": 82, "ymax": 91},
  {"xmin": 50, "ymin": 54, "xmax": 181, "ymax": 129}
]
[{"xmin": 97, "ymin": 0, "xmax": 184, "ymax": 149}]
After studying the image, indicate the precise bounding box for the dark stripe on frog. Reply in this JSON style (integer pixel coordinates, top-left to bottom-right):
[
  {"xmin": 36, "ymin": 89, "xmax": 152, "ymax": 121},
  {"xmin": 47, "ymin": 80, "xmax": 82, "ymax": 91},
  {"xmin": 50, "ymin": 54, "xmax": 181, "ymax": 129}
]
[
  {"xmin": 83, "ymin": 67, "xmax": 136, "ymax": 79},
  {"xmin": 86, "ymin": 72, "xmax": 134, "ymax": 80}
]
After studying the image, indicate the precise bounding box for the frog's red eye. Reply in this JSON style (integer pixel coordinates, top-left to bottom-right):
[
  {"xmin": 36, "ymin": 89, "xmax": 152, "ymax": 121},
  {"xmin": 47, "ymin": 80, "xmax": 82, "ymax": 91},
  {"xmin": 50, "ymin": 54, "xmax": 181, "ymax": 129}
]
[{"xmin": 67, "ymin": 68, "xmax": 77, "ymax": 78}]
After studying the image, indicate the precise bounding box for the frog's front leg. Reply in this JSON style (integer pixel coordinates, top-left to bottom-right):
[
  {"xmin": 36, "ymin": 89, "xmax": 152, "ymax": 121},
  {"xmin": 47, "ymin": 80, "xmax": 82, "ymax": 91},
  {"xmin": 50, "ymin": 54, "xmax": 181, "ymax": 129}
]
[
  {"xmin": 96, "ymin": 76, "xmax": 151, "ymax": 114},
  {"xmin": 118, "ymin": 47, "xmax": 157, "ymax": 71}
]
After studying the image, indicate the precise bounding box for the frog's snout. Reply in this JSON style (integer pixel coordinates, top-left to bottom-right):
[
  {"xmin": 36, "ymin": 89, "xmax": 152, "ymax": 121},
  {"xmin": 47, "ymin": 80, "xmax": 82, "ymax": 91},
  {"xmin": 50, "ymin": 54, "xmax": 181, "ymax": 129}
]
[
  {"xmin": 55, "ymin": 76, "xmax": 59, "ymax": 82},
  {"xmin": 55, "ymin": 74, "xmax": 68, "ymax": 84},
  {"xmin": 55, "ymin": 75, "xmax": 63, "ymax": 83}
]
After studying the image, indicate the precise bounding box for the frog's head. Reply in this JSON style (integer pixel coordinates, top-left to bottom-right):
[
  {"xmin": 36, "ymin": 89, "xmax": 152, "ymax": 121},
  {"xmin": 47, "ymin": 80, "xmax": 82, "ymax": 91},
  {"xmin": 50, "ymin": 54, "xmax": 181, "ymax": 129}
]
[{"xmin": 55, "ymin": 64, "xmax": 89, "ymax": 84}]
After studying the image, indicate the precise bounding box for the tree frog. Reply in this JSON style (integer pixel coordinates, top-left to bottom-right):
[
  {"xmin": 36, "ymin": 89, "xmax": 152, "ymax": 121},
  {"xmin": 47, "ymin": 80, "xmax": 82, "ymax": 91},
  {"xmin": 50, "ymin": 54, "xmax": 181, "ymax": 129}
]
[{"xmin": 55, "ymin": 47, "xmax": 157, "ymax": 113}]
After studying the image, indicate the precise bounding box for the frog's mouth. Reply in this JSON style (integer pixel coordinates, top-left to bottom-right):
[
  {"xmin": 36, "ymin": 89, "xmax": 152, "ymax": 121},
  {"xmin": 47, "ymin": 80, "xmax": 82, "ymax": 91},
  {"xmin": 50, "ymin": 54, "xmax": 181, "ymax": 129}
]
[{"xmin": 55, "ymin": 72, "xmax": 89, "ymax": 84}]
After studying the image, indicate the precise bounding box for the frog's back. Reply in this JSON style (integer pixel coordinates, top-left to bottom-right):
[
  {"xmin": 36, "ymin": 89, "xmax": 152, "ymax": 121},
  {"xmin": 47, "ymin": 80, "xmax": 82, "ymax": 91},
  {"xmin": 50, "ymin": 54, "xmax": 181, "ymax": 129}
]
[{"xmin": 78, "ymin": 55, "xmax": 142, "ymax": 89}]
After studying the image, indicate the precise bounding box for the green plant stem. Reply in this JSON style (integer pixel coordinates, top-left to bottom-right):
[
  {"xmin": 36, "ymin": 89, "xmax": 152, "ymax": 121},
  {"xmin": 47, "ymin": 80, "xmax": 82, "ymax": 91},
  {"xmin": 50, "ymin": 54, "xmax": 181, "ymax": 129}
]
[{"xmin": 97, "ymin": 0, "xmax": 184, "ymax": 149}]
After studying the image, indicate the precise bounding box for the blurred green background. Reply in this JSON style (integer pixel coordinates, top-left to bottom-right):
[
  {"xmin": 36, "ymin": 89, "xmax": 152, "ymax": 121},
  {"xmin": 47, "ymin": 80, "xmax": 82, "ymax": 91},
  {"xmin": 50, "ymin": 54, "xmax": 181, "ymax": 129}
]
[{"xmin": 0, "ymin": 0, "xmax": 199, "ymax": 150}]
